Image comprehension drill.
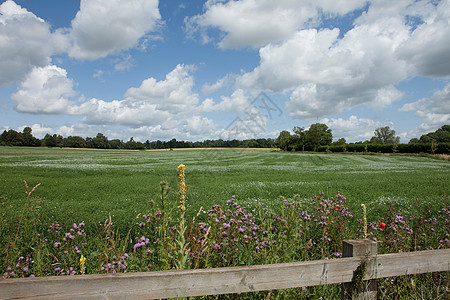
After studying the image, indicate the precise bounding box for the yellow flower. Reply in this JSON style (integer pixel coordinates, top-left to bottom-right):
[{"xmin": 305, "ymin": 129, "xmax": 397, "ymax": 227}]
[
  {"xmin": 361, "ymin": 204, "xmax": 367, "ymax": 238},
  {"xmin": 178, "ymin": 164, "xmax": 186, "ymax": 212},
  {"xmin": 80, "ymin": 255, "xmax": 86, "ymax": 275}
]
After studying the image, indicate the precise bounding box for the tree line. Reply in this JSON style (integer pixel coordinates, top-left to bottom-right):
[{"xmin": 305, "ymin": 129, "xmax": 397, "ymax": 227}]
[
  {"xmin": 1, "ymin": 124, "xmax": 449, "ymax": 153},
  {"xmin": 0, "ymin": 128, "xmax": 276, "ymax": 150},
  {"xmin": 276, "ymin": 124, "xmax": 450, "ymax": 154}
]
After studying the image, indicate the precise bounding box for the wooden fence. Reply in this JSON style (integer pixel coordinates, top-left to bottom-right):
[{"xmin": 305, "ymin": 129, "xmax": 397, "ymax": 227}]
[{"xmin": 1, "ymin": 240, "xmax": 449, "ymax": 299}]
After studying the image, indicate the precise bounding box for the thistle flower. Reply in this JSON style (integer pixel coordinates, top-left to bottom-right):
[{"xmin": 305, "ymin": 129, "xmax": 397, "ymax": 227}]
[
  {"xmin": 361, "ymin": 204, "xmax": 367, "ymax": 238},
  {"xmin": 79, "ymin": 255, "xmax": 86, "ymax": 275}
]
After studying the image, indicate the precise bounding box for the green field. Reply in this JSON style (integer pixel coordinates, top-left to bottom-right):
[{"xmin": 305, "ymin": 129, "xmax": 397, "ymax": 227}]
[{"xmin": 1, "ymin": 146, "xmax": 449, "ymax": 231}]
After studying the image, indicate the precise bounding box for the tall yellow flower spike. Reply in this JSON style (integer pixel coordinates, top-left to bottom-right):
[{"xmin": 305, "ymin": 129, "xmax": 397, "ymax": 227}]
[
  {"xmin": 80, "ymin": 255, "xmax": 86, "ymax": 275},
  {"xmin": 178, "ymin": 164, "xmax": 186, "ymax": 211},
  {"xmin": 361, "ymin": 204, "xmax": 367, "ymax": 239}
]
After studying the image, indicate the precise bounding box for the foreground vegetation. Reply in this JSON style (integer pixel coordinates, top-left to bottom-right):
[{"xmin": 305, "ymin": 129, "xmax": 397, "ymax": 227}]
[
  {"xmin": 1, "ymin": 148, "xmax": 449, "ymax": 298},
  {"xmin": 2, "ymin": 173, "xmax": 449, "ymax": 299}
]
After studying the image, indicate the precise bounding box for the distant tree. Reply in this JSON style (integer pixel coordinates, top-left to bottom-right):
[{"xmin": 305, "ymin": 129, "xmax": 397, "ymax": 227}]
[
  {"xmin": 109, "ymin": 139, "xmax": 123, "ymax": 149},
  {"xmin": 0, "ymin": 129, "xmax": 23, "ymax": 146},
  {"xmin": 305, "ymin": 123, "xmax": 333, "ymax": 151},
  {"xmin": 22, "ymin": 127, "xmax": 40, "ymax": 146},
  {"xmin": 125, "ymin": 137, "xmax": 140, "ymax": 149},
  {"xmin": 155, "ymin": 140, "xmax": 164, "ymax": 149},
  {"xmin": 332, "ymin": 138, "xmax": 346, "ymax": 145},
  {"xmin": 293, "ymin": 126, "xmax": 307, "ymax": 151},
  {"xmin": 408, "ymin": 138, "xmax": 419, "ymax": 144},
  {"xmin": 56, "ymin": 134, "xmax": 64, "ymax": 147},
  {"xmin": 419, "ymin": 125, "xmax": 450, "ymax": 143},
  {"xmin": 91, "ymin": 133, "xmax": 109, "ymax": 149},
  {"xmin": 63, "ymin": 136, "xmax": 86, "ymax": 148},
  {"xmin": 276, "ymin": 130, "xmax": 295, "ymax": 151},
  {"xmin": 43, "ymin": 133, "xmax": 57, "ymax": 147},
  {"xmin": 371, "ymin": 126, "xmax": 400, "ymax": 144}
]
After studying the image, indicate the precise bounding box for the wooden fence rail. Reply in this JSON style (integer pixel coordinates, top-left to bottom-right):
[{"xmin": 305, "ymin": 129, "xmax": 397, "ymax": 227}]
[{"xmin": 1, "ymin": 241, "xmax": 449, "ymax": 299}]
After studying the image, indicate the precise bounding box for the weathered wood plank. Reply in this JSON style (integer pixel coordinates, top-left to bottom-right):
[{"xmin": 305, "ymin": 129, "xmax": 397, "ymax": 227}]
[
  {"xmin": 342, "ymin": 239, "xmax": 378, "ymax": 300},
  {"xmin": 1, "ymin": 248, "xmax": 449, "ymax": 299}
]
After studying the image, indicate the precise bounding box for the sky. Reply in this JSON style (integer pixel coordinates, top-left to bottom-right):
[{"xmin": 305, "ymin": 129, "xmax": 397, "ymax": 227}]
[{"xmin": 0, "ymin": 0, "xmax": 449, "ymax": 143}]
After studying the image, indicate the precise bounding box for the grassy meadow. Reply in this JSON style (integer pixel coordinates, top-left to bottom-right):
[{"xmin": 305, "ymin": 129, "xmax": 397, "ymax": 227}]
[
  {"xmin": 1, "ymin": 146, "xmax": 449, "ymax": 232},
  {"xmin": 1, "ymin": 146, "xmax": 449, "ymax": 298}
]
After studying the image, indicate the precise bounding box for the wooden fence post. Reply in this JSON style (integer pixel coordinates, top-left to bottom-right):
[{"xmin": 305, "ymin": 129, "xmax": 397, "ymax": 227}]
[{"xmin": 341, "ymin": 239, "xmax": 377, "ymax": 300}]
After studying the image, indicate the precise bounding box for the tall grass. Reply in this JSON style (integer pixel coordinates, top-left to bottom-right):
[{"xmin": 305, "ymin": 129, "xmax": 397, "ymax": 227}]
[
  {"xmin": 1, "ymin": 166, "xmax": 448, "ymax": 299},
  {"xmin": 1, "ymin": 147, "xmax": 449, "ymax": 234}
]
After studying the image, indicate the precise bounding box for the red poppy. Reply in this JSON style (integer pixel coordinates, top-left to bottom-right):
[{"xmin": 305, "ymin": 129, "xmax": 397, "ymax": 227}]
[
  {"xmin": 380, "ymin": 222, "xmax": 386, "ymax": 230},
  {"xmin": 334, "ymin": 206, "xmax": 339, "ymax": 211}
]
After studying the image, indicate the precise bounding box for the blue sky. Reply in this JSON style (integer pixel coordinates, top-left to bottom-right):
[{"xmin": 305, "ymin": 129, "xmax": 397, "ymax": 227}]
[{"xmin": 0, "ymin": 0, "xmax": 449, "ymax": 143}]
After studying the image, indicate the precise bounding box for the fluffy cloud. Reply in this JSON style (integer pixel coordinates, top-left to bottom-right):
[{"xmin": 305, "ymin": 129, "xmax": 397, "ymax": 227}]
[
  {"xmin": 78, "ymin": 64, "xmax": 199, "ymax": 126},
  {"xmin": 320, "ymin": 115, "xmax": 383, "ymax": 142},
  {"xmin": 77, "ymin": 98, "xmax": 170, "ymax": 127},
  {"xmin": 397, "ymin": 1, "xmax": 450, "ymax": 77},
  {"xmin": 240, "ymin": 23, "xmax": 408, "ymax": 118},
  {"xmin": 68, "ymin": 0, "xmax": 161, "ymax": 60},
  {"xmin": 0, "ymin": 1, "xmax": 67, "ymax": 86},
  {"xmin": 198, "ymin": 89, "xmax": 249, "ymax": 114},
  {"xmin": 125, "ymin": 116, "xmax": 220, "ymax": 141},
  {"xmin": 12, "ymin": 65, "xmax": 76, "ymax": 114},
  {"xmin": 400, "ymin": 83, "xmax": 450, "ymax": 129},
  {"xmin": 233, "ymin": 0, "xmax": 450, "ymax": 120},
  {"xmin": 18, "ymin": 123, "xmax": 53, "ymax": 139},
  {"xmin": 186, "ymin": 0, "xmax": 366, "ymax": 48},
  {"xmin": 124, "ymin": 64, "xmax": 199, "ymax": 114},
  {"xmin": 201, "ymin": 74, "xmax": 234, "ymax": 94},
  {"xmin": 183, "ymin": 116, "xmax": 218, "ymax": 137}
]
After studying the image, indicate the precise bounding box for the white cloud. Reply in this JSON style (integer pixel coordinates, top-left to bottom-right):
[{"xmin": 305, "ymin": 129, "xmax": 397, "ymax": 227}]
[
  {"xmin": 11, "ymin": 64, "xmax": 203, "ymax": 129},
  {"xmin": 207, "ymin": 0, "xmax": 449, "ymax": 123},
  {"xmin": 77, "ymin": 98, "xmax": 170, "ymax": 127},
  {"xmin": 185, "ymin": 0, "xmax": 366, "ymax": 48},
  {"xmin": 56, "ymin": 123, "xmax": 113, "ymax": 139},
  {"xmin": 399, "ymin": 83, "xmax": 450, "ymax": 128},
  {"xmin": 235, "ymin": 2, "xmax": 417, "ymax": 119},
  {"xmin": 198, "ymin": 89, "xmax": 249, "ymax": 113},
  {"xmin": 114, "ymin": 54, "xmax": 135, "ymax": 72},
  {"xmin": 0, "ymin": 1, "xmax": 68, "ymax": 86},
  {"xmin": 68, "ymin": 0, "xmax": 161, "ymax": 60},
  {"xmin": 12, "ymin": 65, "xmax": 76, "ymax": 114},
  {"xmin": 321, "ymin": 115, "xmax": 383, "ymax": 142},
  {"xmin": 183, "ymin": 116, "xmax": 218, "ymax": 136},
  {"xmin": 397, "ymin": 0, "xmax": 450, "ymax": 77},
  {"xmin": 124, "ymin": 64, "xmax": 199, "ymax": 114},
  {"xmin": 371, "ymin": 86, "xmax": 404, "ymax": 109},
  {"xmin": 17, "ymin": 123, "xmax": 53, "ymax": 139},
  {"xmin": 126, "ymin": 117, "xmax": 220, "ymax": 142},
  {"xmin": 201, "ymin": 74, "xmax": 233, "ymax": 94}
]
